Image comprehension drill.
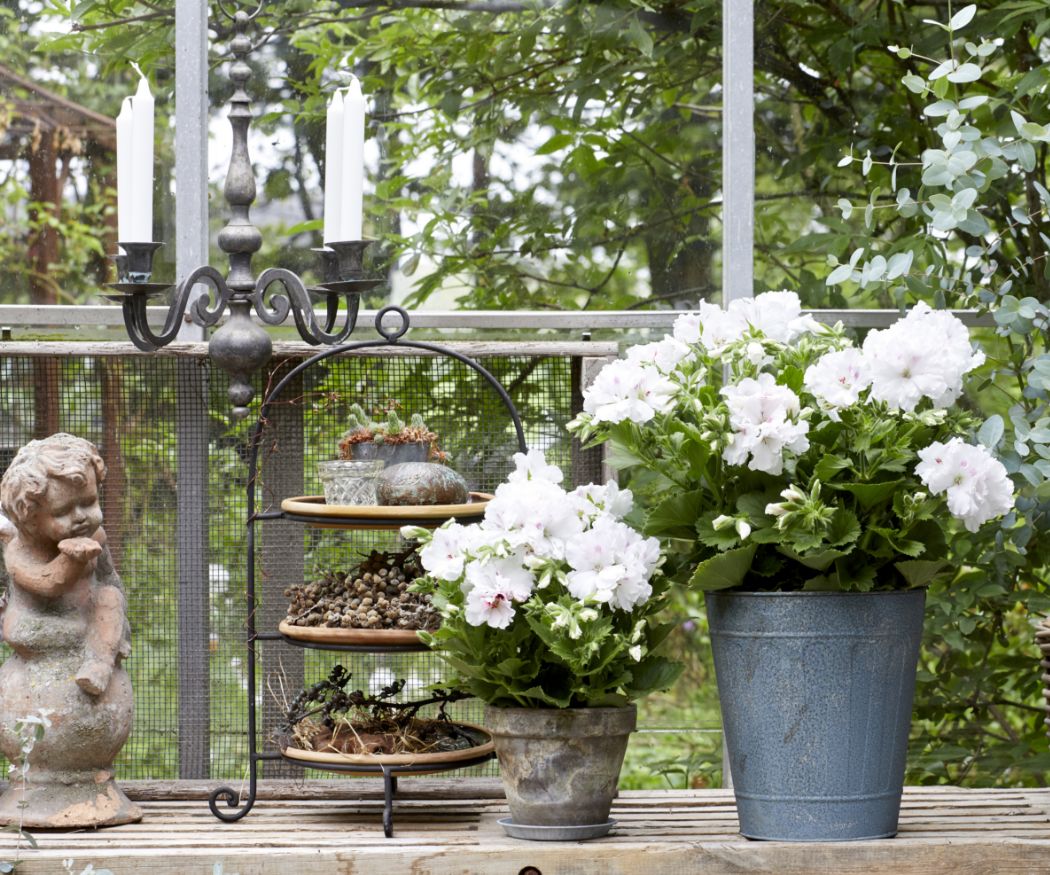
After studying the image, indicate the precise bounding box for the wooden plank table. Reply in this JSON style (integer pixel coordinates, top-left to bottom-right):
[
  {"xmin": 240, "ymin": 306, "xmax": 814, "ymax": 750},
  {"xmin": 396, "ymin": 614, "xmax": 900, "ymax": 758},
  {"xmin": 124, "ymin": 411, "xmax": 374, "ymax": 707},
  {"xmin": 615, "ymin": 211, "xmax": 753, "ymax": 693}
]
[{"xmin": 2, "ymin": 781, "xmax": 1049, "ymax": 874}]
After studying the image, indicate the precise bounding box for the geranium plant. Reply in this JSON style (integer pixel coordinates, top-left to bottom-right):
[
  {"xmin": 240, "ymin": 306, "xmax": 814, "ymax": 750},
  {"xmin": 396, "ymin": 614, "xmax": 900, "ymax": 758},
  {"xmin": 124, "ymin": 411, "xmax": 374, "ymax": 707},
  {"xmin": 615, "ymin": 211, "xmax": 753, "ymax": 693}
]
[
  {"xmin": 404, "ymin": 450, "xmax": 682, "ymax": 708},
  {"xmin": 569, "ymin": 291, "xmax": 1016, "ymax": 593}
]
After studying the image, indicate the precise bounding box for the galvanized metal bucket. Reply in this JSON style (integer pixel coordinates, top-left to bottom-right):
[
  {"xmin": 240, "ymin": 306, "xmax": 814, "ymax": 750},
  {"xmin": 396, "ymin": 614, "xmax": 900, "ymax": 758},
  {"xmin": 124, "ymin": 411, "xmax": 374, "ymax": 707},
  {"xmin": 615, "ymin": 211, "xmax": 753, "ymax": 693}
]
[{"xmin": 706, "ymin": 589, "xmax": 926, "ymax": 842}]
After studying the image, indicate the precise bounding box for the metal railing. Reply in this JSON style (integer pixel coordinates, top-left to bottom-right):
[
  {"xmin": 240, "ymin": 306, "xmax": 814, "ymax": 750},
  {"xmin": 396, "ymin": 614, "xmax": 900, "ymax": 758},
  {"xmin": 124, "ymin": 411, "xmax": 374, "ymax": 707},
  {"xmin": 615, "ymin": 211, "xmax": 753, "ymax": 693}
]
[{"xmin": 0, "ymin": 304, "xmax": 997, "ymax": 334}]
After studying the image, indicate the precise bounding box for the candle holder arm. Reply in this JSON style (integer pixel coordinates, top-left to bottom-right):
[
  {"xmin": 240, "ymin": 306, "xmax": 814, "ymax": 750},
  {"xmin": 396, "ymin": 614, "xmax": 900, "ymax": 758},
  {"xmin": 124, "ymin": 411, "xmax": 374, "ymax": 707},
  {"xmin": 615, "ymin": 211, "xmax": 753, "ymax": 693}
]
[
  {"xmin": 254, "ymin": 267, "xmax": 359, "ymax": 345},
  {"xmin": 116, "ymin": 265, "xmax": 231, "ymax": 352}
]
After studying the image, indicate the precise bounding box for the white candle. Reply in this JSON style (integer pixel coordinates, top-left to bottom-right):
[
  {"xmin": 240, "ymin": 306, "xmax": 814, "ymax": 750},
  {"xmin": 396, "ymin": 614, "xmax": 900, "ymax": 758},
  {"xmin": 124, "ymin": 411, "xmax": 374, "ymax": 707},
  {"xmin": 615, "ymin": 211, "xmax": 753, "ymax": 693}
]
[
  {"xmin": 116, "ymin": 97, "xmax": 133, "ymax": 246},
  {"xmin": 323, "ymin": 90, "xmax": 344, "ymax": 245},
  {"xmin": 128, "ymin": 72, "xmax": 155, "ymax": 242},
  {"xmin": 340, "ymin": 78, "xmax": 365, "ymax": 241}
]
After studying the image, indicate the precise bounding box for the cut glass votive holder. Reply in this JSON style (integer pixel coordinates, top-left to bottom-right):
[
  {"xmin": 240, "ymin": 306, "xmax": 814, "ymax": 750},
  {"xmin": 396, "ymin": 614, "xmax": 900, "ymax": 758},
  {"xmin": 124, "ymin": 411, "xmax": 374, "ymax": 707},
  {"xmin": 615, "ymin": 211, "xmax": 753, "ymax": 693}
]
[{"xmin": 317, "ymin": 460, "xmax": 385, "ymax": 506}]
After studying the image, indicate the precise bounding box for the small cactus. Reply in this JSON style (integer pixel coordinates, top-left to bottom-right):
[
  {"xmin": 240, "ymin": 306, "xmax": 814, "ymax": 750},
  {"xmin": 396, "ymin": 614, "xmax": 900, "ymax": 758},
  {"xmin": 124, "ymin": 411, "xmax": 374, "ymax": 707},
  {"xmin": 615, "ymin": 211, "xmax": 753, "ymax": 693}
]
[{"xmin": 337, "ymin": 404, "xmax": 442, "ymax": 461}]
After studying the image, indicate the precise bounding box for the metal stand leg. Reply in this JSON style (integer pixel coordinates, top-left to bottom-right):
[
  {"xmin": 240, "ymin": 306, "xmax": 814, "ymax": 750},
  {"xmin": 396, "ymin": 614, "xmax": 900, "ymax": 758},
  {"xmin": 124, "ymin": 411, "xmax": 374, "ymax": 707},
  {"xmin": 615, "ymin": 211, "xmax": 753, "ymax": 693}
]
[
  {"xmin": 209, "ymin": 754, "xmax": 259, "ymax": 822},
  {"xmin": 382, "ymin": 765, "xmax": 397, "ymax": 838}
]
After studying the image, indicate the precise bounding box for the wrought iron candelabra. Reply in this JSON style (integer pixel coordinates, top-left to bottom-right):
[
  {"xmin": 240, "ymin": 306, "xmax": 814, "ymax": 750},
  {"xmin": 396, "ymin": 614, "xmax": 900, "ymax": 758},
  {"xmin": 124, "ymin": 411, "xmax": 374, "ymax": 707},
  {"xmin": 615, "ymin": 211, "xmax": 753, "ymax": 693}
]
[{"xmin": 105, "ymin": 3, "xmax": 377, "ymax": 418}]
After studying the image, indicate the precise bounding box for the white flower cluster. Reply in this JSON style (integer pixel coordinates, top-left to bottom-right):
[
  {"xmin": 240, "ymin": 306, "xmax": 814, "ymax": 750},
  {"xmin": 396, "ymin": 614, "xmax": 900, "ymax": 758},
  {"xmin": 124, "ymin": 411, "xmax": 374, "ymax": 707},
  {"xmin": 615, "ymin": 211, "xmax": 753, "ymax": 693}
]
[
  {"xmin": 582, "ymin": 358, "xmax": 677, "ymax": 425},
  {"xmin": 721, "ymin": 373, "xmax": 810, "ymax": 475},
  {"xmin": 804, "ymin": 302, "xmax": 985, "ymax": 414},
  {"xmin": 582, "ymin": 292, "xmax": 1012, "ymax": 535},
  {"xmin": 672, "ymin": 290, "xmax": 817, "ymax": 353},
  {"xmin": 581, "ymin": 291, "xmax": 816, "ymax": 428},
  {"xmin": 916, "ymin": 438, "xmax": 1015, "ymax": 532},
  {"xmin": 413, "ymin": 450, "xmax": 661, "ymax": 629}
]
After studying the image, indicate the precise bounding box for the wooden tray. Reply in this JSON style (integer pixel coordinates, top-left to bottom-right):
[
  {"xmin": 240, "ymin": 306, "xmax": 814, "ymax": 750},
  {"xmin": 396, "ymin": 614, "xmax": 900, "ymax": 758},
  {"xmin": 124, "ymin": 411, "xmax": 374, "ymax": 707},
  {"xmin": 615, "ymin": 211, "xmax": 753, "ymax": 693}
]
[
  {"xmin": 278, "ymin": 620, "xmax": 426, "ymax": 647},
  {"xmin": 279, "ymin": 493, "xmax": 493, "ymax": 529},
  {"xmin": 281, "ymin": 723, "xmax": 494, "ymax": 774}
]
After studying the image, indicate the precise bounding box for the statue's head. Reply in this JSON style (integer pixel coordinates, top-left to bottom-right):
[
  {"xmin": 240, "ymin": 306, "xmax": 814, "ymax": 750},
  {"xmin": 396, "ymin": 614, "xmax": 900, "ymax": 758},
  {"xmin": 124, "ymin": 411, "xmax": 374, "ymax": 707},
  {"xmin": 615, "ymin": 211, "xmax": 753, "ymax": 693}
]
[{"xmin": 0, "ymin": 434, "xmax": 106, "ymax": 544}]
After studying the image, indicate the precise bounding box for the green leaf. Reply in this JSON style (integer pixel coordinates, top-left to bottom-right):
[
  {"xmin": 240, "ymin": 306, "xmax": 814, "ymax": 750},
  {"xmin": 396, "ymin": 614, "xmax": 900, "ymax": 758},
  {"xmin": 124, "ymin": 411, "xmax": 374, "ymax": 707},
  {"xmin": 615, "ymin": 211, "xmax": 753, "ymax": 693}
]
[
  {"xmin": 625, "ymin": 656, "xmax": 683, "ymax": 698},
  {"xmin": 645, "ymin": 490, "xmax": 706, "ymax": 540},
  {"xmin": 628, "ymin": 15, "xmax": 654, "ymax": 57},
  {"xmin": 829, "ymin": 479, "xmax": 904, "ymax": 509},
  {"xmin": 779, "ymin": 546, "xmax": 852, "ymax": 572},
  {"xmin": 687, "ymin": 544, "xmax": 757, "ymax": 592},
  {"xmin": 978, "ymin": 415, "xmax": 1004, "ymax": 449},
  {"xmin": 949, "ymin": 4, "xmax": 977, "ymax": 30},
  {"xmin": 813, "ymin": 453, "xmax": 851, "ymax": 481},
  {"xmin": 828, "ymin": 508, "xmax": 861, "ymax": 547},
  {"xmin": 895, "ymin": 559, "xmax": 950, "ymax": 588},
  {"xmin": 802, "ymin": 574, "xmax": 838, "ymax": 591},
  {"xmin": 535, "ymin": 132, "xmax": 573, "ymax": 155}
]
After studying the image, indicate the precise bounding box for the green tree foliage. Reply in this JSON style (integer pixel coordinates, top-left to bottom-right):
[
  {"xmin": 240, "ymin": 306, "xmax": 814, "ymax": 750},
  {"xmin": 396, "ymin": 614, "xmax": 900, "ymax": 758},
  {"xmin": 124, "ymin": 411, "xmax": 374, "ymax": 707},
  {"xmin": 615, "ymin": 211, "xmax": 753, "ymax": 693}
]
[{"xmin": 12, "ymin": 0, "xmax": 1050, "ymax": 786}]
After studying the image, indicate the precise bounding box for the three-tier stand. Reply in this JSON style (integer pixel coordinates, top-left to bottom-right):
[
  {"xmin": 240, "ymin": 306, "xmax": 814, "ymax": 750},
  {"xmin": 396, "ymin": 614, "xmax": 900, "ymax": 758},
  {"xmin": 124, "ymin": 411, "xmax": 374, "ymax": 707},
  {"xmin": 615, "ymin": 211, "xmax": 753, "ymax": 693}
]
[{"xmin": 207, "ymin": 306, "xmax": 527, "ymax": 835}]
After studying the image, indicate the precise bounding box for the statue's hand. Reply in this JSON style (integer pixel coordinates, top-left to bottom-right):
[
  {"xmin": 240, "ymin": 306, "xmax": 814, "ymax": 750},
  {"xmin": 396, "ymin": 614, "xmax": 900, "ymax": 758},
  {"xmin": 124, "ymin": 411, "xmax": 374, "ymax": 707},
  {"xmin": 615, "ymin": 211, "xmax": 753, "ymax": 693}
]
[{"xmin": 58, "ymin": 537, "xmax": 103, "ymax": 564}]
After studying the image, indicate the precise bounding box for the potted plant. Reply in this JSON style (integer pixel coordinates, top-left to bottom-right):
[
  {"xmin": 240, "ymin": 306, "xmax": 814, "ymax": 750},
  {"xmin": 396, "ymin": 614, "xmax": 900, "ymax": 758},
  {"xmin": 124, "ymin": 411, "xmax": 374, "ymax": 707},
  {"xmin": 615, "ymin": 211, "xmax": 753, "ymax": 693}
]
[
  {"xmin": 316, "ymin": 405, "xmax": 444, "ymax": 506},
  {"xmin": 405, "ymin": 449, "xmax": 681, "ymax": 840},
  {"xmin": 338, "ymin": 404, "xmax": 441, "ymax": 465},
  {"xmin": 569, "ymin": 291, "xmax": 1015, "ymax": 841}
]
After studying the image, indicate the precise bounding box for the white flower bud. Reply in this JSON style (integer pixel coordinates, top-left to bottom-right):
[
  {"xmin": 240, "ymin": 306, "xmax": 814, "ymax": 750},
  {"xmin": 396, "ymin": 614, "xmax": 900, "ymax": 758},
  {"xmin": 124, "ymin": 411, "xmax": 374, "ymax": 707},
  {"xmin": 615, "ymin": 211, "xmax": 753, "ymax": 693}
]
[
  {"xmin": 735, "ymin": 519, "xmax": 752, "ymax": 540},
  {"xmin": 629, "ymin": 645, "xmax": 643, "ymax": 662},
  {"xmin": 765, "ymin": 502, "xmax": 788, "ymax": 517},
  {"xmin": 712, "ymin": 514, "xmax": 735, "ymax": 530},
  {"xmin": 780, "ymin": 486, "xmax": 805, "ymax": 503}
]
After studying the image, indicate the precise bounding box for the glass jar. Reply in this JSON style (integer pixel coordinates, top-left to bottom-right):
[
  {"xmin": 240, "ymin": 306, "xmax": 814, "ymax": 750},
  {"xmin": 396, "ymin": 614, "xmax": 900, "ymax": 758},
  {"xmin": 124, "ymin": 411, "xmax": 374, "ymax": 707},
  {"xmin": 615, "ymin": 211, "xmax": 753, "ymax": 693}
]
[{"xmin": 316, "ymin": 460, "xmax": 385, "ymax": 506}]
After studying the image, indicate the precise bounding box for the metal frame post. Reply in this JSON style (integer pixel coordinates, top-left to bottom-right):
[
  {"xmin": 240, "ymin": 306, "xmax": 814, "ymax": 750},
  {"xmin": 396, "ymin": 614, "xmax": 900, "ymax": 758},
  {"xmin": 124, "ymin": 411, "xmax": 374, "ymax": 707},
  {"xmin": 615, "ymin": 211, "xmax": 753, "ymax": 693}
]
[
  {"xmin": 174, "ymin": 0, "xmax": 212, "ymax": 779},
  {"xmin": 722, "ymin": 0, "xmax": 755, "ymax": 305}
]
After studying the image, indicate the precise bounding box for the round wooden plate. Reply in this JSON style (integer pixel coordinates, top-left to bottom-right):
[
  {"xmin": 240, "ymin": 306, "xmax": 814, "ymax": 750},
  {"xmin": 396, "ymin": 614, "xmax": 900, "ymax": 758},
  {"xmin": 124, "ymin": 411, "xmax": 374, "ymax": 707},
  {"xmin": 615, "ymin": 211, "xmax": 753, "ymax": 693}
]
[
  {"xmin": 278, "ymin": 620, "xmax": 425, "ymax": 647},
  {"xmin": 281, "ymin": 723, "xmax": 494, "ymax": 772},
  {"xmin": 280, "ymin": 492, "xmax": 493, "ymax": 522}
]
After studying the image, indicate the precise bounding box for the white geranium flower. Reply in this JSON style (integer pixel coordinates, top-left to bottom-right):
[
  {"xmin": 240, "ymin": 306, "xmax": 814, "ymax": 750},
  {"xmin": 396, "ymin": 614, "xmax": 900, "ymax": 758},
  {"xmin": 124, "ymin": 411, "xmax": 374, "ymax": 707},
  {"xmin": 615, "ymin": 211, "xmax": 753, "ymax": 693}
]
[
  {"xmin": 721, "ymin": 373, "xmax": 810, "ymax": 475},
  {"xmin": 565, "ymin": 517, "xmax": 659, "ymax": 610},
  {"xmin": 418, "ymin": 522, "xmax": 472, "ymax": 582},
  {"xmin": 464, "ymin": 552, "xmax": 535, "ymax": 601},
  {"xmin": 675, "ymin": 301, "xmax": 749, "ymax": 353},
  {"xmin": 485, "ymin": 478, "xmax": 583, "ymax": 559},
  {"xmin": 508, "ymin": 448, "xmax": 564, "ymax": 484},
  {"xmin": 863, "ymin": 303, "xmax": 985, "ymax": 411},
  {"xmin": 916, "ymin": 438, "xmax": 1014, "ymax": 532},
  {"xmin": 804, "ymin": 347, "xmax": 871, "ymax": 417},
  {"xmin": 625, "ymin": 336, "xmax": 693, "ymax": 374},
  {"xmin": 737, "ymin": 290, "xmax": 818, "ymax": 344},
  {"xmin": 569, "ymin": 481, "xmax": 634, "ymax": 522},
  {"xmin": 464, "ymin": 588, "xmax": 516, "ymax": 628},
  {"xmin": 671, "ymin": 291, "xmax": 814, "ymax": 356},
  {"xmin": 582, "ymin": 359, "xmax": 677, "ymax": 424}
]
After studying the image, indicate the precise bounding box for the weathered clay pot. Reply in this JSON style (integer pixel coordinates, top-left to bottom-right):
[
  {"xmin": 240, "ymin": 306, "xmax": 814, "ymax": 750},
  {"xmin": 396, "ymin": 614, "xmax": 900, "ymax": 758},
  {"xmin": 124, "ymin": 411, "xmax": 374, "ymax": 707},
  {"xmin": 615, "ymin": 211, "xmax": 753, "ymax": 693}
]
[
  {"xmin": 376, "ymin": 462, "xmax": 469, "ymax": 506},
  {"xmin": 345, "ymin": 440, "xmax": 430, "ymax": 466},
  {"xmin": 484, "ymin": 705, "xmax": 636, "ymax": 828}
]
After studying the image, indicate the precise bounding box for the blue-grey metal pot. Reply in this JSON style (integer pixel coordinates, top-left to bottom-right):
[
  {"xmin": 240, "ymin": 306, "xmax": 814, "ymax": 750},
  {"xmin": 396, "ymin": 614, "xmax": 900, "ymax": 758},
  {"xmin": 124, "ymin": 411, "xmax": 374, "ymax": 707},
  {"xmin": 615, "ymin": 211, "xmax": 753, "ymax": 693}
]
[
  {"xmin": 706, "ymin": 589, "xmax": 925, "ymax": 842},
  {"xmin": 346, "ymin": 440, "xmax": 429, "ymax": 465}
]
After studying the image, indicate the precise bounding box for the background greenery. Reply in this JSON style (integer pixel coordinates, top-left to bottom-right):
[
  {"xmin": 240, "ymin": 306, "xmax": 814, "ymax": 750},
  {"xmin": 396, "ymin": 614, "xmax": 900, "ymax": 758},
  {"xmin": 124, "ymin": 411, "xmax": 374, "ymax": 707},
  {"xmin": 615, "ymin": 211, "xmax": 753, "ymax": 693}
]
[{"xmin": 0, "ymin": 0, "xmax": 1048, "ymax": 788}]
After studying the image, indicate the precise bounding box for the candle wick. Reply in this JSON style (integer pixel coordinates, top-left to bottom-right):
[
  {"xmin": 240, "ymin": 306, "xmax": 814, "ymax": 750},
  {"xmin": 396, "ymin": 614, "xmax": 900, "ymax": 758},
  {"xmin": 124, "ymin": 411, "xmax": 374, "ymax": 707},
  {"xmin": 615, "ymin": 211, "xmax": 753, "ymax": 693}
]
[{"xmin": 130, "ymin": 61, "xmax": 146, "ymax": 82}]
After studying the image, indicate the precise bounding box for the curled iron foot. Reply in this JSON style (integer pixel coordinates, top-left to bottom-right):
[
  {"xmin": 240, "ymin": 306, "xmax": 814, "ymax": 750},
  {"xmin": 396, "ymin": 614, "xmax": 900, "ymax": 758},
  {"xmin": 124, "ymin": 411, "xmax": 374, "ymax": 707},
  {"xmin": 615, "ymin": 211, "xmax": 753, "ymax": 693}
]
[{"xmin": 209, "ymin": 785, "xmax": 255, "ymax": 822}]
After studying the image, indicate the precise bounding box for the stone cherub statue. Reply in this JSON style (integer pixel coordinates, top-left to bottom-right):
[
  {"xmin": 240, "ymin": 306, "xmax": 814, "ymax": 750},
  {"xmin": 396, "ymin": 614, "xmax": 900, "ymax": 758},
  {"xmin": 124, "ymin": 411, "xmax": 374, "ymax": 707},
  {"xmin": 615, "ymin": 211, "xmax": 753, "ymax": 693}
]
[{"xmin": 0, "ymin": 433, "xmax": 141, "ymax": 828}]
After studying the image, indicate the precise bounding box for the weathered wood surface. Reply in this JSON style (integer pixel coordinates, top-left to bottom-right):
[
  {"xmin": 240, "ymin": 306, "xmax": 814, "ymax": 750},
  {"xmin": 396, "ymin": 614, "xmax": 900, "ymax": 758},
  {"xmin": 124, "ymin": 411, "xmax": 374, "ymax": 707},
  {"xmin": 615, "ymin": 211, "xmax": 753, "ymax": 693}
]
[
  {"xmin": 2, "ymin": 785, "xmax": 1050, "ymax": 874},
  {"xmin": 0, "ymin": 340, "xmax": 619, "ymax": 359}
]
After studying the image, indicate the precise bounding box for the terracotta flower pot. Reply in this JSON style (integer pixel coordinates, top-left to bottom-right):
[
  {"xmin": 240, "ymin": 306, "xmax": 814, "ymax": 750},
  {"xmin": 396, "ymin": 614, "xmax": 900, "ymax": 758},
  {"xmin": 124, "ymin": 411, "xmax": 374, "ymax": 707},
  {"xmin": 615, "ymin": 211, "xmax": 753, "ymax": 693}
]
[{"xmin": 484, "ymin": 704, "xmax": 636, "ymax": 840}]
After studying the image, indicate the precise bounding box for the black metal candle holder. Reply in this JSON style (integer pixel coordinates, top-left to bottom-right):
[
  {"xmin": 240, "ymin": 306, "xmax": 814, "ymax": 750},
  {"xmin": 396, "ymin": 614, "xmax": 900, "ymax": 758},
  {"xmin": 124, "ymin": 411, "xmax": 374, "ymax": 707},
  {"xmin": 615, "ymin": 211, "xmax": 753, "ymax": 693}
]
[{"xmin": 107, "ymin": 3, "xmax": 376, "ymax": 417}]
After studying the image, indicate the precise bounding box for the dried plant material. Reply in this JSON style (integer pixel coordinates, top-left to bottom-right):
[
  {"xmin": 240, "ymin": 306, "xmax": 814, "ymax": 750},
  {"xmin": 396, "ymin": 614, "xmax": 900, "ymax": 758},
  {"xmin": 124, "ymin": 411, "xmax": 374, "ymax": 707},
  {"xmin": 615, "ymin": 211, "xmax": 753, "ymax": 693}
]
[
  {"xmin": 284, "ymin": 547, "xmax": 439, "ymax": 631},
  {"xmin": 280, "ymin": 665, "xmax": 477, "ymax": 757}
]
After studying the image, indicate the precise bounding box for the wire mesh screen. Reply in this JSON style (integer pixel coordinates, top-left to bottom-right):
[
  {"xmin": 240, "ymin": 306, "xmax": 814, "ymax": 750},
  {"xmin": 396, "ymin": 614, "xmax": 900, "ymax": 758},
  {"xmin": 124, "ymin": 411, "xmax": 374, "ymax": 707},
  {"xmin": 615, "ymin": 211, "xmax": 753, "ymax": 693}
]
[{"xmin": 0, "ymin": 348, "xmax": 602, "ymax": 781}]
